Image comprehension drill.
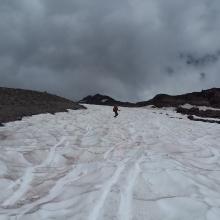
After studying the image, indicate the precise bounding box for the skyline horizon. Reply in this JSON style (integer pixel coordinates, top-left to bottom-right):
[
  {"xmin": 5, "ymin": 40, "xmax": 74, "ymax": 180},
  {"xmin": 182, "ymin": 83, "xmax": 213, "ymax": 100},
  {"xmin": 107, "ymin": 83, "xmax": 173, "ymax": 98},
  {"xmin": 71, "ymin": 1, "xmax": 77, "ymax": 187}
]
[{"xmin": 0, "ymin": 85, "xmax": 219, "ymax": 103}]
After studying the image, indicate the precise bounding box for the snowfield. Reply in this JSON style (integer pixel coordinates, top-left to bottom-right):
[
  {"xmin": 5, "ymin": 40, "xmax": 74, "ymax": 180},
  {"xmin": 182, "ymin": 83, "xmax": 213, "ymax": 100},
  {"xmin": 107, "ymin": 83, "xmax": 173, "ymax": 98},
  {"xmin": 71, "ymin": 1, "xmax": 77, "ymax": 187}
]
[{"xmin": 0, "ymin": 105, "xmax": 220, "ymax": 220}]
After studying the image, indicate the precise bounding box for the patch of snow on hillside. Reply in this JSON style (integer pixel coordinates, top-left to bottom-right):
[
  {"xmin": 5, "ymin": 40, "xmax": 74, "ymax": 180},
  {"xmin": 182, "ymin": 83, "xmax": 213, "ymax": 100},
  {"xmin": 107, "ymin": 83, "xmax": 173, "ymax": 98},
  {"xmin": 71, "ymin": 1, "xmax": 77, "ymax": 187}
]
[
  {"xmin": 181, "ymin": 103, "xmax": 220, "ymax": 111},
  {"xmin": 101, "ymin": 99, "xmax": 108, "ymax": 103},
  {"xmin": 193, "ymin": 115, "xmax": 220, "ymax": 121}
]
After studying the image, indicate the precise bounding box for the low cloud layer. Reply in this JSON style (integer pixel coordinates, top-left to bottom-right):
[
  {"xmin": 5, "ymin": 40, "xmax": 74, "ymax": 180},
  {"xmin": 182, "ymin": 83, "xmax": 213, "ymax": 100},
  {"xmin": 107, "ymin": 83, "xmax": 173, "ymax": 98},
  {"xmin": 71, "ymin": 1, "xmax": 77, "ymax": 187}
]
[{"xmin": 1, "ymin": 0, "xmax": 220, "ymax": 101}]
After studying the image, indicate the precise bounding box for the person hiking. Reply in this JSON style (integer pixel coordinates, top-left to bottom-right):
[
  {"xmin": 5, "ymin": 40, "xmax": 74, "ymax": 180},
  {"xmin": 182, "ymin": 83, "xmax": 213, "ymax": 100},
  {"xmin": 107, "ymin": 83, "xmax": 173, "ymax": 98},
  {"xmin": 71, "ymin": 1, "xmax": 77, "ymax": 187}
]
[{"xmin": 113, "ymin": 105, "xmax": 120, "ymax": 117}]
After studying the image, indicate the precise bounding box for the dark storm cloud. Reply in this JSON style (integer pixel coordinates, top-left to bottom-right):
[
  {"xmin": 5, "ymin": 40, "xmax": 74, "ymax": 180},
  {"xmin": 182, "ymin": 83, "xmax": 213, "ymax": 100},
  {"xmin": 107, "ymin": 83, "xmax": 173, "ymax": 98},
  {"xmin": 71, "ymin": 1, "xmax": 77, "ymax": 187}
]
[
  {"xmin": 200, "ymin": 72, "xmax": 206, "ymax": 80},
  {"xmin": 1, "ymin": 0, "xmax": 220, "ymax": 101},
  {"xmin": 180, "ymin": 51, "xmax": 220, "ymax": 67}
]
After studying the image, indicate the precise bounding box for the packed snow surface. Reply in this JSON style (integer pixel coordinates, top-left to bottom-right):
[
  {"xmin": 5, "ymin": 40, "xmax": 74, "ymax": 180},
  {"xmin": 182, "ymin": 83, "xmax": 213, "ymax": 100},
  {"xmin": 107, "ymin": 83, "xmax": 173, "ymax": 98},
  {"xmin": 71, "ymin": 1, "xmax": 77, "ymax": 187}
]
[{"xmin": 0, "ymin": 105, "xmax": 220, "ymax": 220}]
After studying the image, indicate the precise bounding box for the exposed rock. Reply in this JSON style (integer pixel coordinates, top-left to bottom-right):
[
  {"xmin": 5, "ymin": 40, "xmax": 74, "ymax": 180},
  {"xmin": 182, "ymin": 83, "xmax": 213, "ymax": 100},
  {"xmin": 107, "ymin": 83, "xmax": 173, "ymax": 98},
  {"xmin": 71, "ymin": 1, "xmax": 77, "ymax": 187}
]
[
  {"xmin": 0, "ymin": 87, "xmax": 86, "ymax": 124},
  {"xmin": 80, "ymin": 94, "xmax": 136, "ymax": 107},
  {"xmin": 187, "ymin": 115, "xmax": 220, "ymax": 124},
  {"xmin": 188, "ymin": 115, "xmax": 194, "ymax": 120}
]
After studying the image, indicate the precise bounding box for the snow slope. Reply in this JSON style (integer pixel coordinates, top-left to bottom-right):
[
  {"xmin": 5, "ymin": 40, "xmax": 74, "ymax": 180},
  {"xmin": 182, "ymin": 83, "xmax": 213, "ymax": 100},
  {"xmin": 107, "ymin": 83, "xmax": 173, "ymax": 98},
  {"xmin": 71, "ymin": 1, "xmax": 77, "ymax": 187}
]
[{"xmin": 0, "ymin": 105, "xmax": 220, "ymax": 220}]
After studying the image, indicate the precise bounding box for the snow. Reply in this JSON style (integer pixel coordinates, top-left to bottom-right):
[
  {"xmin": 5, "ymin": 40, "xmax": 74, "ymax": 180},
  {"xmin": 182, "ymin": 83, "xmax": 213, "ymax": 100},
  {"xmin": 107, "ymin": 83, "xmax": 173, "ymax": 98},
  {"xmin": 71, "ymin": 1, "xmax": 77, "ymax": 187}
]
[
  {"xmin": 101, "ymin": 99, "xmax": 108, "ymax": 103},
  {"xmin": 193, "ymin": 115, "xmax": 220, "ymax": 122},
  {"xmin": 181, "ymin": 104, "xmax": 220, "ymax": 111},
  {"xmin": 0, "ymin": 105, "xmax": 220, "ymax": 220}
]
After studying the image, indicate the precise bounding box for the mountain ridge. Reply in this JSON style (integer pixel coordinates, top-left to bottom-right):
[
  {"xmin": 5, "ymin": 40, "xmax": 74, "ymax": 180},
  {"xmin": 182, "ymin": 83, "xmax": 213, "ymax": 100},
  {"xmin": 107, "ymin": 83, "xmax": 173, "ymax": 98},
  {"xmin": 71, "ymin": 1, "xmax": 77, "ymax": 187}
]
[{"xmin": 80, "ymin": 88, "xmax": 220, "ymax": 108}]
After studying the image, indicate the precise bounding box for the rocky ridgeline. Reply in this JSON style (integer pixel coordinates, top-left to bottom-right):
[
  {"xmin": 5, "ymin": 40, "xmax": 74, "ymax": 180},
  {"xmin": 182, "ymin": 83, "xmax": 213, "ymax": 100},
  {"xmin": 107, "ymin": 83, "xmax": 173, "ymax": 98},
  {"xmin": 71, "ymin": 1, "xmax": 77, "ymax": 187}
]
[
  {"xmin": 0, "ymin": 87, "xmax": 86, "ymax": 125},
  {"xmin": 80, "ymin": 94, "xmax": 136, "ymax": 107},
  {"xmin": 137, "ymin": 88, "xmax": 220, "ymax": 108}
]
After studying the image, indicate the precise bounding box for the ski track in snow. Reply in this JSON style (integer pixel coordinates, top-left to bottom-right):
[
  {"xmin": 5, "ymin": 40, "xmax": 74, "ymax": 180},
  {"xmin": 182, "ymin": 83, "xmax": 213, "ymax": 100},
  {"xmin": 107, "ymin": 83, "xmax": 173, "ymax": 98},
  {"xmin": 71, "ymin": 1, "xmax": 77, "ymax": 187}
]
[
  {"xmin": 88, "ymin": 160, "xmax": 127, "ymax": 220},
  {"xmin": 0, "ymin": 105, "xmax": 220, "ymax": 220},
  {"xmin": 2, "ymin": 167, "xmax": 34, "ymax": 207},
  {"xmin": 118, "ymin": 156, "xmax": 143, "ymax": 220},
  {"xmin": 2, "ymin": 137, "xmax": 66, "ymax": 208}
]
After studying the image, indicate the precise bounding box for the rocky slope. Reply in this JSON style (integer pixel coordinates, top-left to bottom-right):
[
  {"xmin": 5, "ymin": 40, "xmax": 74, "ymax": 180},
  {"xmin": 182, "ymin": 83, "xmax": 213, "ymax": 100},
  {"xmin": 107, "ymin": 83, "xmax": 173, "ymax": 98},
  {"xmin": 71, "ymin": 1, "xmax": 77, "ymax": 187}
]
[
  {"xmin": 139, "ymin": 88, "xmax": 220, "ymax": 123},
  {"xmin": 0, "ymin": 87, "xmax": 86, "ymax": 125},
  {"xmin": 137, "ymin": 88, "xmax": 220, "ymax": 108}
]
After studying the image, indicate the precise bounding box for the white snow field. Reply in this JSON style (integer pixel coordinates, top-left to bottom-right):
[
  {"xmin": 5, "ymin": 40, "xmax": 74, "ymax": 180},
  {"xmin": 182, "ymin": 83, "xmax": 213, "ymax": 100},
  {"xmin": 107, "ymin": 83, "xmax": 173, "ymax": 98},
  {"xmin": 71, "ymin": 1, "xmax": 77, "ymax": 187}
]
[{"xmin": 0, "ymin": 105, "xmax": 220, "ymax": 220}]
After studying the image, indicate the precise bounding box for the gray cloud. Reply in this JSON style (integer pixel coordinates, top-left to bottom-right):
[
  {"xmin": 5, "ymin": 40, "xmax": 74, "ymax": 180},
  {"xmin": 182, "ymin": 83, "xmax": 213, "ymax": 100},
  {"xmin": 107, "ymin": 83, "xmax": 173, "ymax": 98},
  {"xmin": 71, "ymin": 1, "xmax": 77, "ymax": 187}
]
[
  {"xmin": 180, "ymin": 50, "xmax": 220, "ymax": 67},
  {"xmin": 1, "ymin": 0, "xmax": 220, "ymax": 101}
]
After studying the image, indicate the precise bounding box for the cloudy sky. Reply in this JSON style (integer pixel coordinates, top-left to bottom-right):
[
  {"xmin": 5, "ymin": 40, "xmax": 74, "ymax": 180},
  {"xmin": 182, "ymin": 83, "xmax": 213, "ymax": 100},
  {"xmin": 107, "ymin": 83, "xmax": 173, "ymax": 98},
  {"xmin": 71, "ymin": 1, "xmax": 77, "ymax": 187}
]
[{"xmin": 1, "ymin": 0, "xmax": 220, "ymax": 101}]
